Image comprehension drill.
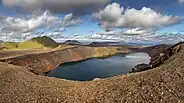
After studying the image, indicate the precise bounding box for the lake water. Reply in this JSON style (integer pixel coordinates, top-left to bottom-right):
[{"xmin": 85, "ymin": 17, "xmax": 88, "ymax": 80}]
[{"xmin": 48, "ymin": 52, "xmax": 150, "ymax": 81}]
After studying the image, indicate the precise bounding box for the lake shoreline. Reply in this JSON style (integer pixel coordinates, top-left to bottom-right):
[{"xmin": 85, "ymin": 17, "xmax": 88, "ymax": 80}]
[
  {"xmin": 48, "ymin": 52, "xmax": 150, "ymax": 81},
  {"xmin": 0, "ymin": 46, "xmax": 135, "ymax": 75}
]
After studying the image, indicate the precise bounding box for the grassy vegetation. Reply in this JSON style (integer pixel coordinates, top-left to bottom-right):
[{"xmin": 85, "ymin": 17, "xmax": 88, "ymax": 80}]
[
  {"xmin": 1, "ymin": 36, "xmax": 61, "ymax": 50},
  {"xmin": 95, "ymin": 47, "xmax": 118, "ymax": 58},
  {"xmin": 18, "ymin": 36, "xmax": 59, "ymax": 49},
  {"xmin": 1, "ymin": 42, "xmax": 19, "ymax": 49},
  {"xmin": 1, "ymin": 37, "xmax": 120, "ymax": 59}
]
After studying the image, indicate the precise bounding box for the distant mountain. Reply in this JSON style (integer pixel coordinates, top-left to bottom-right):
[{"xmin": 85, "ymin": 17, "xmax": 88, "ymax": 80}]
[
  {"xmin": 88, "ymin": 42, "xmax": 121, "ymax": 47},
  {"xmin": 119, "ymin": 42, "xmax": 153, "ymax": 46},
  {"xmin": 62, "ymin": 40, "xmax": 82, "ymax": 45},
  {"xmin": 0, "ymin": 40, "xmax": 3, "ymax": 44},
  {"xmin": 18, "ymin": 36, "xmax": 59, "ymax": 49}
]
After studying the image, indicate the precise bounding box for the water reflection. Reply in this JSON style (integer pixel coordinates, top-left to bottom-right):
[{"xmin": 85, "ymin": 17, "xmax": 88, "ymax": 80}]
[{"xmin": 48, "ymin": 52, "xmax": 150, "ymax": 81}]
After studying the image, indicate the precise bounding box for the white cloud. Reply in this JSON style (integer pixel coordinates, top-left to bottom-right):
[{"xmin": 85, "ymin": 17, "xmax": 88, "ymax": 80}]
[
  {"xmin": 1, "ymin": 11, "xmax": 59, "ymax": 33},
  {"xmin": 87, "ymin": 30, "xmax": 184, "ymax": 45},
  {"xmin": 179, "ymin": 0, "xmax": 184, "ymax": 3},
  {"xmin": 93, "ymin": 2, "xmax": 182, "ymax": 30},
  {"xmin": 0, "ymin": 11, "xmax": 81, "ymax": 41},
  {"xmin": 88, "ymin": 29, "xmax": 149, "ymax": 40},
  {"xmin": 89, "ymin": 30, "xmax": 120, "ymax": 40},
  {"xmin": 123, "ymin": 28, "xmax": 149, "ymax": 35},
  {"xmin": 3, "ymin": 0, "xmax": 109, "ymax": 14},
  {"xmin": 61, "ymin": 13, "xmax": 82, "ymax": 27}
]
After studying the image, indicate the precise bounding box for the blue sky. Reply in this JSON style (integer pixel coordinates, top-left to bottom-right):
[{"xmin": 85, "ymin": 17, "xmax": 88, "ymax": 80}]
[
  {"xmin": 118, "ymin": 0, "xmax": 184, "ymax": 32},
  {"xmin": 64, "ymin": 0, "xmax": 184, "ymax": 35},
  {"xmin": 0, "ymin": 0, "xmax": 184, "ymax": 43}
]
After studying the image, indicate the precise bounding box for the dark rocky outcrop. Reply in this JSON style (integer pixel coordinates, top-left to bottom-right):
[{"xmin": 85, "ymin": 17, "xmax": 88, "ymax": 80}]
[
  {"xmin": 133, "ymin": 42, "xmax": 184, "ymax": 73},
  {"xmin": 138, "ymin": 44, "xmax": 171, "ymax": 62},
  {"xmin": 150, "ymin": 42, "xmax": 184, "ymax": 68},
  {"xmin": 130, "ymin": 63, "xmax": 152, "ymax": 73},
  {"xmin": 132, "ymin": 44, "xmax": 171, "ymax": 72}
]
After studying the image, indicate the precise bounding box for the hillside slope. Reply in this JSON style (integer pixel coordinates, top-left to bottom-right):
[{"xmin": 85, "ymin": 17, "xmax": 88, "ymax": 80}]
[
  {"xmin": 18, "ymin": 36, "xmax": 59, "ymax": 49},
  {"xmin": 0, "ymin": 46, "xmax": 129, "ymax": 74},
  {"xmin": 1, "ymin": 36, "xmax": 59, "ymax": 50},
  {"xmin": 1, "ymin": 42, "xmax": 19, "ymax": 49},
  {"xmin": 0, "ymin": 43, "xmax": 184, "ymax": 102}
]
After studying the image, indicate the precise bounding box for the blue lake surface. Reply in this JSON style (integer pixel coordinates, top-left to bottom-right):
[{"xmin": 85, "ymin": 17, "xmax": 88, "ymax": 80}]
[{"xmin": 48, "ymin": 52, "xmax": 150, "ymax": 81}]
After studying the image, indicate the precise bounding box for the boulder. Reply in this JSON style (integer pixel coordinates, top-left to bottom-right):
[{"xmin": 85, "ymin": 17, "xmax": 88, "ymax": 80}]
[{"xmin": 130, "ymin": 63, "xmax": 152, "ymax": 73}]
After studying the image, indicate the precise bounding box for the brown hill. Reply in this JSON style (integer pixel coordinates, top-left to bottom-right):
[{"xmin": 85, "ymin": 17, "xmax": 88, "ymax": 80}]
[
  {"xmin": 18, "ymin": 36, "xmax": 59, "ymax": 49},
  {"xmin": 0, "ymin": 46, "xmax": 130, "ymax": 74}
]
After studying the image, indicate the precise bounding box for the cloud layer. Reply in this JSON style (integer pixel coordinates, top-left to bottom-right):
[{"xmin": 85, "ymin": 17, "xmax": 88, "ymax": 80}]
[
  {"xmin": 0, "ymin": 11, "xmax": 81, "ymax": 41},
  {"xmin": 3, "ymin": 0, "xmax": 109, "ymax": 14},
  {"xmin": 179, "ymin": 0, "xmax": 184, "ymax": 3},
  {"xmin": 88, "ymin": 30, "xmax": 184, "ymax": 45},
  {"xmin": 1, "ymin": 1, "xmax": 183, "ymax": 45},
  {"xmin": 93, "ymin": 3, "xmax": 181, "ymax": 30}
]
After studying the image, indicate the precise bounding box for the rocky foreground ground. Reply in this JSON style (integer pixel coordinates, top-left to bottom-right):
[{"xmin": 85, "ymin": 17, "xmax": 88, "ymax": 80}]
[{"xmin": 0, "ymin": 43, "xmax": 184, "ymax": 103}]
